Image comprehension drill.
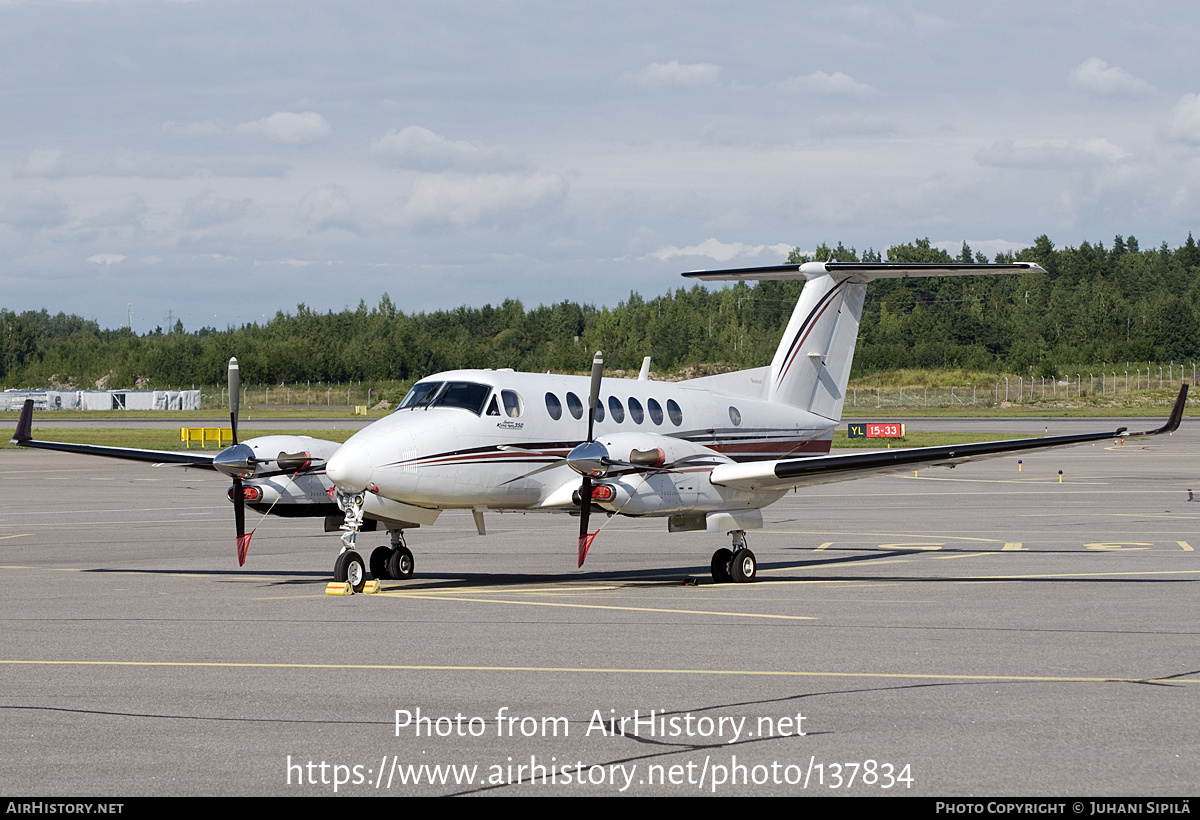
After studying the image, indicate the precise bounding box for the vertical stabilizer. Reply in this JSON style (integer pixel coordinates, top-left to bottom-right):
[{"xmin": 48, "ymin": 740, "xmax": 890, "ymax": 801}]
[
  {"xmin": 765, "ymin": 273, "xmax": 865, "ymax": 419},
  {"xmin": 682, "ymin": 261, "xmax": 1045, "ymax": 421}
]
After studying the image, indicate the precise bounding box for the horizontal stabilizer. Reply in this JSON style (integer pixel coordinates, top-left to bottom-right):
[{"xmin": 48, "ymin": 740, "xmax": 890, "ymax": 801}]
[{"xmin": 683, "ymin": 261, "xmax": 1045, "ymax": 282}]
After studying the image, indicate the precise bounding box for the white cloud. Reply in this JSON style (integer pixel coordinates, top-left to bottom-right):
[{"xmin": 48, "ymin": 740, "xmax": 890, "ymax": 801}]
[
  {"xmin": 298, "ymin": 185, "xmax": 357, "ymax": 232},
  {"xmin": 373, "ymin": 126, "xmax": 524, "ymax": 172},
  {"xmin": 776, "ymin": 71, "xmax": 877, "ymax": 98},
  {"xmin": 253, "ymin": 258, "xmax": 335, "ymax": 267},
  {"xmin": 86, "ymin": 253, "xmax": 127, "ymax": 266},
  {"xmin": 649, "ymin": 239, "xmax": 793, "ymax": 263},
  {"xmin": 623, "ymin": 61, "xmax": 721, "ymax": 89},
  {"xmin": 1165, "ymin": 93, "xmax": 1200, "ymax": 144},
  {"xmin": 391, "ymin": 172, "xmax": 567, "ymax": 230},
  {"xmin": 1068, "ymin": 58, "xmax": 1153, "ymax": 95},
  {"xmin": 234, "ymin": 111, "xmax": 331, "ymax": 144},
  {"xmin": 0, "ymin": 189, "xmax": 69, "ymax": 229},
  {"xmin": 162, "ymin": 119, "xmax": 222, "ymax": 138},
  {"xmin": 17, "ymin": 148, "xmax": 65, "ymax": 177},
  {"xmin": 975, "ymin": 138, "xmax": 1127, "ymax": 169},
  {"xmin": 180, "ymin": 190, "xmax": 254, "ymax": 229},
  {"xmin": 86, "ymin": 194, "xmax": 148, "ymax": 229}
]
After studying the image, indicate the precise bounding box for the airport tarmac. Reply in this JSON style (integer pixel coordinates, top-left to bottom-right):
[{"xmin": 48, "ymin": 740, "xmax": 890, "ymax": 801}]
[{"xmin": 0, "ymin": 418, "xmax": 1196, "ymax": 797}]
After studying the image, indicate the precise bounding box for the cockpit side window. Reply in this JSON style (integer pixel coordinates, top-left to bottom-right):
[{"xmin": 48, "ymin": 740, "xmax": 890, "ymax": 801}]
[
  {"xmin": 486, "ymin": 395, "xmax": 501, "ymax": 416},
  {"xmin": 397, "ymin": 381, "xmax": 443, "ymax": 410},
  {"xmin": 501, "ymin": 389, "xmax": 523, "ymax": 418}
]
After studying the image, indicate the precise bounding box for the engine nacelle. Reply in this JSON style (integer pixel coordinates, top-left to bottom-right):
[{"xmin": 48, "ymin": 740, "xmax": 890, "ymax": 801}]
[{"xmin": 580, "ymin": 432, "xmax": 785, "ymax": 517}]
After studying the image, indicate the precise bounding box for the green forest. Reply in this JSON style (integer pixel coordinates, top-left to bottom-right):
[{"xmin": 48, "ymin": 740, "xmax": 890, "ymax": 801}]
[{"xmin": 3, "ymin": 234, "xmax": 1199, "ymax": 392}]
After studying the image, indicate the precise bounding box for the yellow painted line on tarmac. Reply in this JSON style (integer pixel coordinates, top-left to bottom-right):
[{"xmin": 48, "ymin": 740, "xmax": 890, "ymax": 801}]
[
  {"xmin": 930, "ymin": 552, "xmax": 995, "ymax": 560},
  {"xmin": 377, "ymin": 592, "xmax": 818, "ymax": 621},
  {"xmin": 1179, "ymin": 541, "xmax": 1194, "ymax": 551},
  {"xmin": 769, "ymin": 531, "xmax": 1010, "ymax": 545},
  {"xmin": 956, "ymin": 569, "xmax": 1200, "ymax": 582},
  {"xmin": 0, "ymin": 658, "xmax": 1194, "ymax": 684},
  {"xmin": 895, "ymin": 475, "xmax": 1108, "ymax": 485},
  {"xmin": 0, "ymin": 534, "xmax": 32, "ymax": 541}
]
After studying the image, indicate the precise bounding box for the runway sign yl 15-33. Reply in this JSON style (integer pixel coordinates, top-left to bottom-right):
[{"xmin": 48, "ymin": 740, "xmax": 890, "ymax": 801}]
[{"xmin": 847, "ymin": 423, "xmax": 906, "ymax": 439}]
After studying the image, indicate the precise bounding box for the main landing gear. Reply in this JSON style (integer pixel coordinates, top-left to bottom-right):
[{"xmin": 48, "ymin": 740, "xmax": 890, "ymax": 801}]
[
  {"xmin": 371, "ymin": 531, "xmax": 414, "ymax": 581},
  {"xmin": 710, "ymin": 530, "xmax": 756, "ymax": 584}
]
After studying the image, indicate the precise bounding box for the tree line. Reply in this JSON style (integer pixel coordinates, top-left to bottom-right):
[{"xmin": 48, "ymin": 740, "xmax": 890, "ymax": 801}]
[{"xmin": 3, "ymin": 234, "xmax": 1198, "ymax": 390}]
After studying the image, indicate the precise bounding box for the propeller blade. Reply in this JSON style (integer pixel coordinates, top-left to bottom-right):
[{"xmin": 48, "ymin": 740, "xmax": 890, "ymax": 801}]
[
  {"xmin": 233, "ymin": 475, "xmax": 250, "ymax": 566},
  {"xmin": 228, "ymin": 357, "xmax": 241, "ymax": 446},
  {"xmin": 577, "ymin": 476, "xmax": 595, "ymax": 567},
  {"xmin": 577, "ymin": 351, "xmax": 604, "ymax": 567},
  {"xmin": 586, "ymin": 351, "xmax": 603, "ymax": 443}
]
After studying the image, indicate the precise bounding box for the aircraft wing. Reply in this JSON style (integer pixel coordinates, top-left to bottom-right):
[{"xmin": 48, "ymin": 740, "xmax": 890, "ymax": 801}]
[
  {"xmin": 9, "ymin": 399, "xmax": 217, "ymax": 468},
  {"xmin": 708, "ymin": 385, "xmax": 1188, "ymax": 492}
]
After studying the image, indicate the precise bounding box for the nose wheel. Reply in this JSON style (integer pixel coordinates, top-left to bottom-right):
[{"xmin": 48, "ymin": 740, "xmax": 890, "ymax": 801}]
[{"xmin": 334, "ymin": 550, "xmax": 366, "ymax": 593}]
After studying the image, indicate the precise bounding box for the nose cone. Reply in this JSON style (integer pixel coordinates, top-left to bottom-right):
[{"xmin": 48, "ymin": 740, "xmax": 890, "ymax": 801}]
[
  {"xmin": 326, "ymin": 439, "xmax": 373, "ymax": 492},
  {"xmin": 213, "ymin": 442, "xmax": 256, "ymax": 478}
]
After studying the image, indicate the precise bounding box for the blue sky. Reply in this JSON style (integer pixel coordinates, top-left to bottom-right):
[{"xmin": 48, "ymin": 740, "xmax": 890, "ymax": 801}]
[{"xmin": 3, "ymin": 1, "xmax": 1200, "ymax": 332}]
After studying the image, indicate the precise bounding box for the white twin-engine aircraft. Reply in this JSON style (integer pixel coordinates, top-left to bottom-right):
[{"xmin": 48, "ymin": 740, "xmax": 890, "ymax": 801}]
[{"xmin": 12, "ymin": 261, "xmax": 1188, "ymax": 590}]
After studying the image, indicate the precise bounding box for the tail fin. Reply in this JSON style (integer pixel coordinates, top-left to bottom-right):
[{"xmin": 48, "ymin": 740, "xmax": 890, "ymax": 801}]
[{"xmin": 683, "ymin": 261, "xmax": 1045, "ymax": 420}]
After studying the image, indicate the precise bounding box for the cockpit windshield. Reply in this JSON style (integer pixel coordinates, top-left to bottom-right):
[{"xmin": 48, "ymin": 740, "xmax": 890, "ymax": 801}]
[
  {"xmin": 398, "ymin": 381, "xmax": 442, "ymax": 410},
  {"xmin": 396, "ymin": 381, "xmax": 492, "ymax": 416}
]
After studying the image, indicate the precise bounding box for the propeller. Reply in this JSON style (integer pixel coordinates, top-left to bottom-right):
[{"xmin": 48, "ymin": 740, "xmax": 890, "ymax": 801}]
[
  {"xmin": 227, "ymin": 357, "xmax": 251, "ymax": 565},
  {"xmin": 571, "ymin": 352, "xmax": 604, "ymax": 567}
]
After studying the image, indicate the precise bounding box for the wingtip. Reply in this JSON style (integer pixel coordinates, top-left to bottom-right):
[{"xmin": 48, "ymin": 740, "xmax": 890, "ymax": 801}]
[
  {"xmin": 1131, "ymin": 383, "xmax": 1188, "ymax": 436},
  {"xmin": 11, "ymin": 399, "xmax": 33, "ymax": 444},
  {"xmin": 1165, "ymin": 383, "xmax": 1189, "ymax": 433}
]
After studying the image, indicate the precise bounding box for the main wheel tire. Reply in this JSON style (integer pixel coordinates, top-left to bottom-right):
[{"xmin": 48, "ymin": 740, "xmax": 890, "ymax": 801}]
[
  {"xmin": 370, "ymin": 546, "xmax": 392, "ymax": 580},
  {"xmin": 729, "ymin": 548, "xmax": 757, "ymax": 583},
  {"xmin": 710, "ymin": 548, "xmax": 733, "ymax": 584},
  {"xmin": 334, "ymin": 550, "xmax": 366, "ymax": 593},
  {"xmin": 387, "ymin": 545, "xmax": 414, "ymax": 580}
]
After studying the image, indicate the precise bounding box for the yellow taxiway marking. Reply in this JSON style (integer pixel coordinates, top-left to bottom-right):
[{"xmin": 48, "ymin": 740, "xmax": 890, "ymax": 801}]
[
  {"xmin": 1002, "ymin": 542, "xmax": 1025, "ymax": 550},
  {"xmin": 896, "ymin": 475, "xmax": 1108, "ymax": 485},
  {"xmin": 1179, "ymin": 541, "xmax": 1195, "ymax": 551},
  {"xmin": 377, "ymin": 592, "xmax": 817, "ymax": 621},
  {"xmin": 956, "ymin": 569, "xmax": 1200, "ymax": 582},
  {"xmin": 930, "ymin": 552, "xmax": 995, "ymax": 561},
  {"xmin": 0, "ymin": 534, "xmax": 32, "ymax": 541},
  {"xmin": 0, "ymin": 658, "xmax": 1194, "ymax": 684},
  {"xmin": 814, "ymin": 542, "xmax": 834, "ymax": 551}
]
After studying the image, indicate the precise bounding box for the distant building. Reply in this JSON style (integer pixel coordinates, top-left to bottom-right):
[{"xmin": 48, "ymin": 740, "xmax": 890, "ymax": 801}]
[{"xmin": 2, "ymin": 389, "xmax": 201, "ymax": 411}]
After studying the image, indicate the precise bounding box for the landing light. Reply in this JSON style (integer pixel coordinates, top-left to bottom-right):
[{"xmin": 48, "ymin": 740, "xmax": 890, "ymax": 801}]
[
  {"xmin": 589, "ymin": 484, "xmax": 614, "ymax": 502},
  {"xmin": 229, "ymin": 485, "xmax": 262, "ymax": 502}
]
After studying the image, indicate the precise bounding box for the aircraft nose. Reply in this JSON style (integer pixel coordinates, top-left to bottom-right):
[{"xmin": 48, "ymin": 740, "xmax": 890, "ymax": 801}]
[{"xmin": 326, "ymin": 439, "xmax": 373, "ymax": 492}]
